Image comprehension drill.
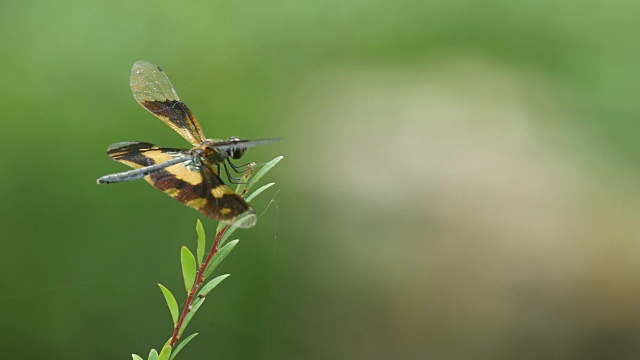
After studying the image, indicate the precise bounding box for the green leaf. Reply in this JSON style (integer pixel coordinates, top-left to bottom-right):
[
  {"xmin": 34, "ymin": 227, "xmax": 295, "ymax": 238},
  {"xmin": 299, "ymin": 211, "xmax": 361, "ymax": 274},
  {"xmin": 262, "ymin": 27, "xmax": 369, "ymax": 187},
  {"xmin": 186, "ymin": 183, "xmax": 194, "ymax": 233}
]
[
  {"xmin": 196, "ymin": 274, "xmax": 230, "ymax": 298},
  {"xmin": 214, "ymin": 222, "xmax": 232, "ymax": 247},
  {"xmin": 157, "ymin": 284, "xmax": 179, "ymax": 326},
  {"xmin": 247, "ymin": 156, "xmax": 282, "ymax": 191},
  {"xmin": 195, "ymin": 220, "xmax": 205, "ymax": 265},
  {"xmin": 158, "ymin": 344, "xmax": 172, "ymax": 360},
  {"xmin": 169, "ymin": 333, "xmax": 198, "ymax": 360},
  {"xmin": 178, "ymin": 298, "xmax": 205, "ymax": 338},
  {"xmin": 148, "ymin": 349, "xmax": 159, "ymax": 360},
  {"xmin": 180, "ymin": 246, "xmax": 197, "ymax": 292},
  {"xmin": 234, "ymin": 178, "xmax": 249, "ymax": 199},
  {"xmin": 246, "ymin": 182, "xmax": 275, "ymax": 202},
  {"xmin": 202, "ymin": 240, "xmax": 239, "ymax": 278},
  {"xmin": 163, "ymin": 337, "xmax": 172, "ymax": 348},
  {"xmin": 215, "ymin": 219, "xmax": 226, "ymax": 233},
  {"xmin": 132, "ymin": 355, "xmax": 144, "ymax": 360},
  {"xmin": 218, "ymin": 221, "xmax": 242, "ymax": 247}
]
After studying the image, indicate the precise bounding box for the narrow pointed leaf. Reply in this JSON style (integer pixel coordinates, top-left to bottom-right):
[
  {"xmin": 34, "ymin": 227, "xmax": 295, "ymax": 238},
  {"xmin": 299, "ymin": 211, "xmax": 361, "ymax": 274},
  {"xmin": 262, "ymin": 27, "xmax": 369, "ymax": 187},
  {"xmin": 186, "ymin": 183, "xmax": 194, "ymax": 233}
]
[
  {"xmin": 180, "ymin": 246, "xmax": 197, "ymax": 292},
  {"xmin": 158, "ymin": 344, "xmax": 172, "ymax": 360},
  {"xmin": 246, "ymin": 183, "xmax": 275, "ymax": 202},
  {"xmin": 132, "ymin": 355, "xmax": 144, "ymax": 360},
  {"xmin": 178, "ymin": 298, "xmax": 205, "ymax": 338},
  {"xmin": 169, "ymin": 333, "xmax": 198, "ymax": 360},
  {"xmin": 234, "ymin": 177, "xmax": 249, "ymax": 198},
  {"xmin": 162, "ymin": 338, "xmax": 172, "ymax": 350},
  {"xmin": 196, "ymin": 220, "xmax": 206, "ymax": 265},
  {"xmin": 247, "ymin": 156, "xmax": 282, "ymax": 191},
  {"xmin": 196, "ymin": 274, "xmax": 230, "ymax": 298},
  {"xmin": 216, "ymin": 219, "xmax": 226, "ymax": 233},
  {"xmin": 203, "ymin": 240, "xmax": 239, "ymax": 278},
  {"xmin": 231, "ymin": 164, "xmax": 254, "ymax": 199},
  {"xmin": 218, "ymin": 220, "xmax": 241, "ymax": 247},
  {"xmin": 157, "ymin": 284, "xmax": 179, "ymax": 326},
  {"xmin": 148, "ymin": 349, "xmax": 159, "ymax": 360}
]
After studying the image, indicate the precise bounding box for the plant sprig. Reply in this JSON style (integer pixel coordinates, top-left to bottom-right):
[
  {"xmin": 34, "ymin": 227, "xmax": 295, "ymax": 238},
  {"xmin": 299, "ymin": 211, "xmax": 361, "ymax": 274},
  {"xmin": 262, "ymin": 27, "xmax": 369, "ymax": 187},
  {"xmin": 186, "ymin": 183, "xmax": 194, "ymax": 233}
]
[{"xmin": 131, "ymin": 156, "xmax": 282, "ymax": 360}]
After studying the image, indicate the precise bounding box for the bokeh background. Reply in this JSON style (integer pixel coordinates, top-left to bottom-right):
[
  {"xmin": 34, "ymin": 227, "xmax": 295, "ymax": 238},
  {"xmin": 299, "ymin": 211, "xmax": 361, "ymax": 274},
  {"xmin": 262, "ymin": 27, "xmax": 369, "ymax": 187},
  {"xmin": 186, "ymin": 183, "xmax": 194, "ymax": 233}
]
[{"xmin": 2, "ymin": 1, "xmax": 640, "ymax": 359}]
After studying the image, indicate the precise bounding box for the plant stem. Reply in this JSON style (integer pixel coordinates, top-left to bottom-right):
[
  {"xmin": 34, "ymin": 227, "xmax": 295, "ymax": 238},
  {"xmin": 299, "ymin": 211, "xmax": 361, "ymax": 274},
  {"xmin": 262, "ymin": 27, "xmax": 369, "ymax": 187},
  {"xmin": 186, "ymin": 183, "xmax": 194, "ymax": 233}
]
[{"xmin": 169, "ymin": 223, "xmax": 231, "ymax": 347}]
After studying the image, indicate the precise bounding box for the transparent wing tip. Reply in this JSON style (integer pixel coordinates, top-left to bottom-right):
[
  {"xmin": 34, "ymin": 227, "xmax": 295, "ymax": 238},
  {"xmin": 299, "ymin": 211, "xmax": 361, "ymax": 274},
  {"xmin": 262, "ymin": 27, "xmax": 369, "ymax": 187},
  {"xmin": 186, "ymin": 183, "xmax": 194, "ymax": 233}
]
[
  {"xmin": 132, "ymin": 60, "xmax": 155, "ymax": 70},
  {"xmin": 229, "ymin": 210, "xmax": 257, "ymax": 229}
]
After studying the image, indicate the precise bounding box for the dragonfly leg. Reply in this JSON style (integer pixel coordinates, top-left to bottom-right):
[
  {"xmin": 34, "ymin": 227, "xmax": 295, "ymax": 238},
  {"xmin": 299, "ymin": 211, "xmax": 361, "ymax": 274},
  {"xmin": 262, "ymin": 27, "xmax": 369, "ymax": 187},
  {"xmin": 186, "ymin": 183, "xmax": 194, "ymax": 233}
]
[
  {"xmin": 228, "ymin": 159, "xmax": 251, "ymax": 173},
  {"xmin": 223, "ymin": 162, "xmax": 247, "ymax": 184}
]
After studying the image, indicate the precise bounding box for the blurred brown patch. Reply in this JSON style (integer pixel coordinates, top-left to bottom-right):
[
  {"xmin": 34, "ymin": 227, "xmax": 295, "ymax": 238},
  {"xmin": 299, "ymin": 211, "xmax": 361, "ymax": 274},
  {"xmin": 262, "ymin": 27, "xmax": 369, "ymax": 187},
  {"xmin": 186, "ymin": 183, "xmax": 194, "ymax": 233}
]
[{"xmin": 281, "ymin": 58, "xmax": 640, "ymax": 359}]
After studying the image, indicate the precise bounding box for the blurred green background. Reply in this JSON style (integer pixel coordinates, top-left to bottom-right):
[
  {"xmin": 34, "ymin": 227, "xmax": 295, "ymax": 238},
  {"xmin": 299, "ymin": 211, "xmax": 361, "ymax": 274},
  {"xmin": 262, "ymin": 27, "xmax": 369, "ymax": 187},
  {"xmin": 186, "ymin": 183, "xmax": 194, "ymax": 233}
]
[{"xmin": 2, "ymin": 0, "xmax": 640, "ymax": 359}]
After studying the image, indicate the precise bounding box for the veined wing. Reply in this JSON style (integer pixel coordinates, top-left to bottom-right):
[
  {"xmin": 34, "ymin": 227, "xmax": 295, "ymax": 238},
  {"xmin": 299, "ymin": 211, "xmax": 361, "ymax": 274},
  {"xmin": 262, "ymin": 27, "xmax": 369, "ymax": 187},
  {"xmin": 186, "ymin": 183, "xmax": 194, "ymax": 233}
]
[
  {"xmin": 148, "ymin": 155, "xmax": 256, "ymax": 227},
  {"xmin": 208, "ymin": 138, "xmax": 282, "ymax": 151},
  {"xmin": 100, "ymin": 141, "xmax": 256, "ymax": 227},
  {"xmin": 130, "ymin": 61, "xmax": 206, "ymax": 145},
  {"xmin": 97, "ymin": 141, "xmax": 189, "ymax": 184},
  {"xmin": 105, "ymin": 141, "xmax": 186, "ymax": 168}
]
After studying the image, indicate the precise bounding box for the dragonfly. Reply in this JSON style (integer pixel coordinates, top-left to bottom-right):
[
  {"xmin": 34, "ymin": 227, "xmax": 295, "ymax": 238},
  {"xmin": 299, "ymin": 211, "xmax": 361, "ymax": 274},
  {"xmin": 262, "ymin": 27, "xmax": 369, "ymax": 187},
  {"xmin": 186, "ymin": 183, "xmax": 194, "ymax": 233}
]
[{"xmin": 97, "ymin": 61, "xmax": 280, "ymax": 228}]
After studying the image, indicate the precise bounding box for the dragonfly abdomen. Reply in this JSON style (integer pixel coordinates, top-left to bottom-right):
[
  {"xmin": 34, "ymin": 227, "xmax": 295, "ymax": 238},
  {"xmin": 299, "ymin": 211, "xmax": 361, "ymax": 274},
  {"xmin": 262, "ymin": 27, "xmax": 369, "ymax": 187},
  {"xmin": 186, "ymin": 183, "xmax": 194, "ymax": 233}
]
[{"xmin": 97, "ymin": 155, "xmax": 191, "ymax": 184}]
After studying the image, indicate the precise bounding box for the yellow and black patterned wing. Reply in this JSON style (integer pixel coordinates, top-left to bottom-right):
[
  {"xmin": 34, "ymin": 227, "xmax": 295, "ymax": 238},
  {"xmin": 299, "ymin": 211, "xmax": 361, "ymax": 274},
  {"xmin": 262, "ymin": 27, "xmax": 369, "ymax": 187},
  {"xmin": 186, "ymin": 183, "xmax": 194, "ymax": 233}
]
[
  {"xmin": 106, "ymin": 142, "xmax": 256, "ymax": 227},
  {"xmin": 149, "ymin": 158, "xmax": 256, "ymax": 227},
  {"xmin": 130, "ymin": 61, "xmax": 206, "ymax": 146},
  {"xmin": 106, "ymin": 141, "xmax": 184, "ymax": 168}
]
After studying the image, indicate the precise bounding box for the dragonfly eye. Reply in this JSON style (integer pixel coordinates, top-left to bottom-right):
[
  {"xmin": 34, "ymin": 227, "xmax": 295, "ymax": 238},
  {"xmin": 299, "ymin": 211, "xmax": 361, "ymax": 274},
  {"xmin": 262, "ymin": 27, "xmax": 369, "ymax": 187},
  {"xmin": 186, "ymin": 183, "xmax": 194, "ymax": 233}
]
[
  {"xmin": 227, "ymin": 147, "xmax": 246, "ymax": 159},
  {"xmin": 226, "ymin": 136, "xmax": 247, "ymax": 159}
]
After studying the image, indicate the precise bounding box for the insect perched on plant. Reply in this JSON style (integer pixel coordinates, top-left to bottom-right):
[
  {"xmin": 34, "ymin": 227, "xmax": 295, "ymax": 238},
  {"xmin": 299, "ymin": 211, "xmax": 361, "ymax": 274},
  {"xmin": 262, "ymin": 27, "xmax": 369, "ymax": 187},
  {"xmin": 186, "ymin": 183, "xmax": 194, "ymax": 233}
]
[{"xmin": 97, "ymin": 61, "xmax": 280, "ymax": 228}]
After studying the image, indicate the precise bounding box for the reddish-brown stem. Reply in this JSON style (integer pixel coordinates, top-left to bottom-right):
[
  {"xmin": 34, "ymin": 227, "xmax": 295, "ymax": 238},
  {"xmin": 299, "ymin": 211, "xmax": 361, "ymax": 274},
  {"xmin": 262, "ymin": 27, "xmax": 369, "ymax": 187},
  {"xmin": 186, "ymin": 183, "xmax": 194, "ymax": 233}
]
[
  {"xmin": 169, "ymin": 166, "xmax": 253, "ymax": 347},
  {"xmin": 169, "ymin": 223, "xmax": 231, "ymax": 347}
]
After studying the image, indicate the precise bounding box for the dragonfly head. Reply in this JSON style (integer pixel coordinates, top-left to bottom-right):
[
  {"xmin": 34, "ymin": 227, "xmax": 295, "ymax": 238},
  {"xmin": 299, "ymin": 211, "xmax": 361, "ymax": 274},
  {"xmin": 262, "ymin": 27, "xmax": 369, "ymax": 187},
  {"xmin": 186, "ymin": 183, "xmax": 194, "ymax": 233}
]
[{"xmin": 225, "ymin": 136, "xmax": 247, "ymax": 159}]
